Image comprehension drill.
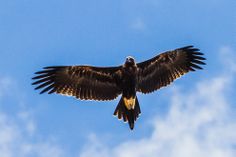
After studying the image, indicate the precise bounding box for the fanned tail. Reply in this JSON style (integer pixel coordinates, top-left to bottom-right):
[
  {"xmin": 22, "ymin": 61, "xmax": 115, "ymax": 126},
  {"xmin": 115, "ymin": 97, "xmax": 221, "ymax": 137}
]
[{"xmin": 113, "ymin": 96, "xmax": 141, "ymax": 130}]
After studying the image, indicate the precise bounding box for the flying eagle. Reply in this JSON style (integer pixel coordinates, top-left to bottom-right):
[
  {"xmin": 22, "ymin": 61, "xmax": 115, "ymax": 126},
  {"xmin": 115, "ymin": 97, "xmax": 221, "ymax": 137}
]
[{"xmin": 32, "ymin": 46, "xmax": 205, "ymax": 130}]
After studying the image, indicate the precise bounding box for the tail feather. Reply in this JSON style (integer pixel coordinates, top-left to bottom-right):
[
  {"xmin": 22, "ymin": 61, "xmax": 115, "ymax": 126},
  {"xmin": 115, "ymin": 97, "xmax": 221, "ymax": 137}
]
[{"xmin": 113, "ymin": 96, "xmax": 141, "ymax": 130}]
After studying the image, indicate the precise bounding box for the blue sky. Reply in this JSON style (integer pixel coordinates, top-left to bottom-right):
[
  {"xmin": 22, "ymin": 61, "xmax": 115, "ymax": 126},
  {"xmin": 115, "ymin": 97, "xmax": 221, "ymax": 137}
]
[{"xmin": 0, "ymin": 0, "xmax": 235, "ymax": 156}]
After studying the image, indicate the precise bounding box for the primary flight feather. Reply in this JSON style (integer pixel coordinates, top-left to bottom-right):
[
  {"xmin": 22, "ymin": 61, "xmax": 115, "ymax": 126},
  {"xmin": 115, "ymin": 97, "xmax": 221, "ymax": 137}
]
[{"xmin": 32, "ymin": 45, "xmax": 206, "ymax": 130}]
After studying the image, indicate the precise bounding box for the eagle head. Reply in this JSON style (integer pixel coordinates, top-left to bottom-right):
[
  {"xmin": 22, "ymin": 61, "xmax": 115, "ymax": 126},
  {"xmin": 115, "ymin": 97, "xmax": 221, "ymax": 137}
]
[{"xmin": 125, "ymin": 56, "xmax": 135, "ymax": 66}]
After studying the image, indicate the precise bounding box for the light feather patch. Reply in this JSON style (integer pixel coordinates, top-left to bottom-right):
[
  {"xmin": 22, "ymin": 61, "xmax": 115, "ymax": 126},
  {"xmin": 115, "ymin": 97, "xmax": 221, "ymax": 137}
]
[{"xmin": 123, "ymin": 97, "xmax": 136, "ymax": 110}]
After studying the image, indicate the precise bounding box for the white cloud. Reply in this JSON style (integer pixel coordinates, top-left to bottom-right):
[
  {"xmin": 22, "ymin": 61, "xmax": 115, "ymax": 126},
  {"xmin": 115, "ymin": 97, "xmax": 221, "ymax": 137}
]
[
  {"xmin": 0, "ymin": 77, "xmax": 13, "ymax": 98},
  {"xmin": 130, "ymin": 18, "xmax": 146, "ymax": 31},
  {"xmin": 79, "ymin": 46, "xmax": 236, "ymax": 157},
  {"xmin": 0, "ymin": 109, "xmax": 65, "ymax": 157},
  {"xmin": 219, "ymin": 46, "xmax": 236, "ymax": 73},
  {"xmin": 0, "ymin": 77, "xmax": 65, "ymax": 157}
]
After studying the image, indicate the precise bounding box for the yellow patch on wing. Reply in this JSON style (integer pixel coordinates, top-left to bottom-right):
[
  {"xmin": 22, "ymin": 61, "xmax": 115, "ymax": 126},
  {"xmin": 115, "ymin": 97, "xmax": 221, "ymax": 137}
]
[{"xmin": 123, "ymin": 97, "xmax": 136, "ymax": 110}]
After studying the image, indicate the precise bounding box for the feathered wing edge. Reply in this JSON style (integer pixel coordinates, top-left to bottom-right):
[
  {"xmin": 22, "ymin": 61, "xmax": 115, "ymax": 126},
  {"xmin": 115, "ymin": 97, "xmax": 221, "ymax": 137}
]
[
  {"xmin": 136, "ymin": 45, "xmax": 206, "ymax": 93},
  {"xmin": 32, "ymin": 66, "xmax": 122, "ymax": 101}
]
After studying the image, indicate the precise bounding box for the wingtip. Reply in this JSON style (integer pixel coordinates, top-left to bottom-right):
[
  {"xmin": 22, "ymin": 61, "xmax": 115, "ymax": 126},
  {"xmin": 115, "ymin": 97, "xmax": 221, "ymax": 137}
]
[
  {"xmin": 39, "ymin": 91, "xmax": 44, "ymax": 94},
  {"xmin": 182, "ymin": 45, "xmax": 194, "ymax": 49},
  {"xmin": 43, "ymin": 66, "xmax": 65, "ymax": 69},
  {"xmin": 34, "ymin": 71, "xmax": 44, "ymax": 74},
  {"xmin": 43, "ymin": 66, "xmax": 53, "ymax": 69}
]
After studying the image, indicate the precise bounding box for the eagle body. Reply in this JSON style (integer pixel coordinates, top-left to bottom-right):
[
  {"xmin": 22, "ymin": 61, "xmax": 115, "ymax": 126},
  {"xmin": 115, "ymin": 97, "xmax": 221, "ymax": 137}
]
[
  {"xmin": 32, "ymin": 46, "xmax": 206, "ymax": 130},
  {"xmin": 113, "ymin": 58, "xmax": 141, "ymax": 129},
  {"xmin": 120, "ymin": 58, "xmax": 137, "ymax": 99}
]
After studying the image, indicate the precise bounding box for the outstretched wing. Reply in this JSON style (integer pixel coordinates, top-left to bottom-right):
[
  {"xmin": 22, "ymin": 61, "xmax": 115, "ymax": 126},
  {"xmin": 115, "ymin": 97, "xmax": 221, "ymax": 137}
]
[
  {"xmin": 32, "ymin": 65, "xmax": 122, "ymax": 101},
  {"xmin": 136, "ymin": 46, "xmax": 206, "ymax": 94}
]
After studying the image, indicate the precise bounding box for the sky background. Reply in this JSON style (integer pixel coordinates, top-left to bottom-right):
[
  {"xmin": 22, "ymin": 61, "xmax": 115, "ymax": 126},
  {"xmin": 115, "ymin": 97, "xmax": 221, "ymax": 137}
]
[{"xmin": 0, "ymin": 0, "xmax": 235, "ymax": 157}]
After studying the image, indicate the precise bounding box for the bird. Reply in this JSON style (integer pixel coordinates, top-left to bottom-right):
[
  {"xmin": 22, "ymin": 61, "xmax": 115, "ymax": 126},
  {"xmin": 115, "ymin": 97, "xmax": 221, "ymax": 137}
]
[{"xmin": 32, "ymin": 45, "xmax": 206, "ymax": 130}]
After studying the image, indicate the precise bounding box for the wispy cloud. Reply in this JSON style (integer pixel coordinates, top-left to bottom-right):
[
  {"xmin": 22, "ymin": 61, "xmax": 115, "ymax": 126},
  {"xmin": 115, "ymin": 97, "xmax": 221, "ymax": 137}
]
[
  {"xmin": 130, "ymin": 18, "xmax": 147, "ymax": 31},
  {"xmin": 79, "ymin": 46, "xmax": 236, "ymax": 157},
  {"xmin": 0, "ymin": 77, "xmax": 13, "ymax": 98},
  {"xmin": 0, "ymin": 108, "xmax": 65, "ymax": 157},
  {"xmin": 0, "ymin": 77, "xmax": 65, "ymax": 157}
]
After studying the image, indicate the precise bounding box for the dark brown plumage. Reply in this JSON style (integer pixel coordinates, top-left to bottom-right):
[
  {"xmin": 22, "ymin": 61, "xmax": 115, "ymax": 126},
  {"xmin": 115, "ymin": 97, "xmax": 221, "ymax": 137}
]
[{"xmin": 32, "ymin": 45, "xmax": 206, "ymax": 130}]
